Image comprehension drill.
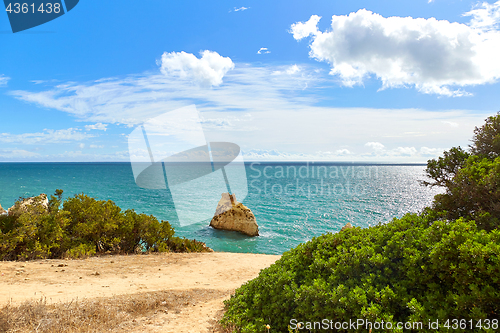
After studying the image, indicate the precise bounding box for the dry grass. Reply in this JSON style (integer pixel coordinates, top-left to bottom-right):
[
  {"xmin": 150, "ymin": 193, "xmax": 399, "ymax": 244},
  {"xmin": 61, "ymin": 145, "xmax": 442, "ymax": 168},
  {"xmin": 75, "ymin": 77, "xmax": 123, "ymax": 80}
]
[
  {"xmin": 208, "ymin": 306, "xmax": 237, "ymax": 333},
  {"xmin": 0, "ymin": 289, "xmax": 228, "ymax": 333}
]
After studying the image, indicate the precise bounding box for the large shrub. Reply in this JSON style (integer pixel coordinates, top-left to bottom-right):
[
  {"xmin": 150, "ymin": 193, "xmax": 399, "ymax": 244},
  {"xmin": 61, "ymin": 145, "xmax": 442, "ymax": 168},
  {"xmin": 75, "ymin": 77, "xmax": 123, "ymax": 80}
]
[
  {"xmin": 221, "ymin": 214, "xmax": 499, "ymax": 332},
  {"xmin": 423, "ymin": 112, "xmax": 500, "ymax": 230},
  {"xmin": 430, "ymin": 156, "xmax": 500, "ymax": 231},
  {"xmin": 0, "ymin": 190, "xmax": 208, "ymax": 260}
]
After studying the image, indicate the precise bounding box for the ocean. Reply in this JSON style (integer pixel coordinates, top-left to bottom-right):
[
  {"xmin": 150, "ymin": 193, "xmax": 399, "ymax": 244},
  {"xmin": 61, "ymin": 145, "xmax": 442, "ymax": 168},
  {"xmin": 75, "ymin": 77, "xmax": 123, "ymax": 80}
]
[{"xmin": 0, "ymin": 162, "xmax": 442, "ymax": 255}]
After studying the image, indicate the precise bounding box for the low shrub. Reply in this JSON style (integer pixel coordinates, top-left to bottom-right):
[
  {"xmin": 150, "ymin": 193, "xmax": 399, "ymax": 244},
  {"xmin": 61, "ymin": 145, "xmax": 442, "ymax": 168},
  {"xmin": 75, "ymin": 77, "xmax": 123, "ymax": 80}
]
[{"xmin": 167, "ymin": 236, "xmax": 212, "ymax": 253}]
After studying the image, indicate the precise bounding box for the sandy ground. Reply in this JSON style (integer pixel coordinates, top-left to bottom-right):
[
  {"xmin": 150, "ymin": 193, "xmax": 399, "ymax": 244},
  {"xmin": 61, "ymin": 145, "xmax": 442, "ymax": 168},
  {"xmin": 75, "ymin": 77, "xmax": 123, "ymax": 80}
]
[{"xmin": 0, "ymin": 252, "xmax": 280, "ymax": 332}]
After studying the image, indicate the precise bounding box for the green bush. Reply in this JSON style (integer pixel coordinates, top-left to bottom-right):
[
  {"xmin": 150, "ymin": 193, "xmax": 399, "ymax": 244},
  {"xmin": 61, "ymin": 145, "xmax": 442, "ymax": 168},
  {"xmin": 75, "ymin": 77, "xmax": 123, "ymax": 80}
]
[
  {"xmin": 430, "ymin": 156, "xmax": 500, "ymax": 231},
  {"xmin": 221, "ymin": 214, "xmax": 500, "ymax": 332},
  {"xmin": 423, "ymin": 113, "xmax": 500, "ymax": 230},
  {"xmin": 64, "ymin": 243, "xmax": 96, "ymax": 258},
  {"xmin": 0, "ymin": 190, "xmax": 209, "ymax": 260},
  {"xmin": 118, "ymin": 209, "xmax": 175, "ymax": 253},
  {"xmin": 0, "ymin": 196, "xmax": 69, "ymax": 261},
  {"xmin": 167, "ymin": 236, "xmax": 212, "ymax": 253}
]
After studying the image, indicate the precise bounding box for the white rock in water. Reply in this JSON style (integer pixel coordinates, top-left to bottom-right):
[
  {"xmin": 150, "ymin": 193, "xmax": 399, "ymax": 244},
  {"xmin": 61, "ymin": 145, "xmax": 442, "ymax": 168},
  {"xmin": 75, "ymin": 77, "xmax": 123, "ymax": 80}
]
[{"xmin": 209, "ymin": 193, "xmax": 259, "ymax": 237}]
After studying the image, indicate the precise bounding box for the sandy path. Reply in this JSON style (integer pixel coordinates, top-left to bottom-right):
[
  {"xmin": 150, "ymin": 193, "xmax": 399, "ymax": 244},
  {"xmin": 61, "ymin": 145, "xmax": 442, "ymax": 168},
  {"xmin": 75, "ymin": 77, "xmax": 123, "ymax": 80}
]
[
  {"xmin": 128, "ymin": 296, "xmax": 230, "ymax": 333},
  {"xmin": 0, "ymin": 252, "xmax": 280, "ymax": 305},
  {"xmin": 0, "ymin": 252, "xmax": 280, "ymax": 332}
]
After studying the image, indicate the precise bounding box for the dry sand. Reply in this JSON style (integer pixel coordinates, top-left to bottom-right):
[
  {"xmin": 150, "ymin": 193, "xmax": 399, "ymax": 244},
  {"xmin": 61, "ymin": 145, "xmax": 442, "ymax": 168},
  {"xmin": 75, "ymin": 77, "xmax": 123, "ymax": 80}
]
[{"xmin": 0, "ymin": 252, "xmax": 280, "ymax": 332}]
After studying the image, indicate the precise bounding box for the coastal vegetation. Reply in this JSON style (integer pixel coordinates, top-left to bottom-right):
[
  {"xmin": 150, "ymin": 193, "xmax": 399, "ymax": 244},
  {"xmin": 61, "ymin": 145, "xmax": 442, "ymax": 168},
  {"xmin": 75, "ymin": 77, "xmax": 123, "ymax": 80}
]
[
  {"xmin": 221, "ymin": 113, "xmax": 500, "ymax": 332},
  {"xmin": 0, "ymin": 191, "xmax": 210, "ymax": 261}
]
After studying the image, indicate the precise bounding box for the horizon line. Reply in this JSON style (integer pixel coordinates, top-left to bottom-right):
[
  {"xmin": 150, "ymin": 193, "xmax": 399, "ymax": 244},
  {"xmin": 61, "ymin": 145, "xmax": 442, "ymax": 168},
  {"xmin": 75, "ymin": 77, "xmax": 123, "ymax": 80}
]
[{"xmin": 0, "ymin": 161, "xmax": 428, "ymax": 165}]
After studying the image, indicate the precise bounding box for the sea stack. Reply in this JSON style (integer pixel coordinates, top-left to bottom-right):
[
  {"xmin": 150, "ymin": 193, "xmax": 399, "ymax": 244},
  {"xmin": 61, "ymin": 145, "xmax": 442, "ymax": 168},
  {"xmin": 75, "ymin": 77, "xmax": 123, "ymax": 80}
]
[
  {"xmin": 209, "ymin": 193, "xmax": 259, "ymax": 237},
  {"xmin": 8, "ymin": 193, "xmax": 49, "ymax": 216},
  {"xmin": 340, "ymin": 222, "xmax": 354, "ymax": 232}
]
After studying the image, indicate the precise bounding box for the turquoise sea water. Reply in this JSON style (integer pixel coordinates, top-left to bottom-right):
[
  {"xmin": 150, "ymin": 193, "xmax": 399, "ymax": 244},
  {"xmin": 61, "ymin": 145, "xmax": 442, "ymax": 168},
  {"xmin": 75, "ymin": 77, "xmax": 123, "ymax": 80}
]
[{"xmin": 0, "ymin": 162, "xmax": 442, "ymax": 255}]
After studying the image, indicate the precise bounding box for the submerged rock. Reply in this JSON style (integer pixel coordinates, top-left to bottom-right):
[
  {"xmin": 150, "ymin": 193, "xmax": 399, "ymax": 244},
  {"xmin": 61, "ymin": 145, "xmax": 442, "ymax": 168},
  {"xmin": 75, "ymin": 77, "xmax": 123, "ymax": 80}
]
[
  {"xmin": 209, "ymin": 193, "xmax": 259, "ymax": 237},
  {"xmin": 8, "ymin": 194, "xmax": 49, "ymax": 216}
]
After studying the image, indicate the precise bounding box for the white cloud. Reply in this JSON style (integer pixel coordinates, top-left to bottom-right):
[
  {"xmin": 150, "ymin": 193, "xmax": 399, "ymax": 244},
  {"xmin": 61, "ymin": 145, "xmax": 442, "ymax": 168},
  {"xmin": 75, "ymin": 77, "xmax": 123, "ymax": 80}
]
[
  {"xmin": 286, "ymin": 65, "xmax": 301, "ymax": 74},
  {"xmin": 85, "ymin": 123, "xmax": 108, "ymax": 131},
  {"xmin": 272, "ymin": 64, "xmax": 302, "ymax": 75},
  {"xmin": 90, "ymin": 145, "xmax": 104, "ymax": 149},
  {"xmin": 242, "ymin": 149, "xmax": 333, "ymax": 161},
  {"xmin": 158, "ymin": 50, "xmax": 234, "ymax": 87},
  {"xmin": 335, "ymin": 148, "xmax": 352, "ymax": 156},
  {"xmin": 257, "ymin": 47, "xmax": 271, "ymax": 54},
  {"xmin": 0, "ymin": 149, "xmax": 39, "ymax": 159},
  {"xmin": 290, "ymin": 15, "xmax": 321, "ymax": 40},
  {"xmin": 0, "ymin": 128, "xmax": 93, "ymax": 145},
  {"xmin": 79, "ymin": 143, "xmax": 85, "ymax": 149},
  {"xmin": 420, "ymin": 147, "xmax": 444, "ymax": 156},
  {"xmin": 364, "ymin": 142, "xmax": 422, "ymax": 158},
  {"xmin": 201, "ymin": 118, "xmax": 233, "ymax": 129},
  {"xmin": 201, "ymin": 113, "xmax": 254, "ymax": 131},
  {"xmin": 7, "ymin": 53, "xmax": 494, "ymax": 162},
  {"xmin": 442, "ymin": 120, "xmax": 459, "ymax": 127},
  {"xmin": 417, "ymin": 86, "xmax": 473, "ymax": 98},
  {"xmin": 242, "ymin": 146, "xmax": 440, "ymax": 161},
  {"xmin": 0, "ymin": 147, "xmax": 134, "ymax": 162},
  {"xmin": 9, "ymin": 61, "xmax": 317, "ymax": 127},
  {"xmin": 393, "ymin": 146, "xmax": 418, "ymax": 156},
  {"xmin": 0, "ymin": 75, "xmax": 10, "ymax": 86},
  {"xmin": 234, "ymin": 6, "xmax": 249, "ymax": 12},
  {"xmin": 365, "ymin": 142, "xmax": 385, "ymax": 151},
  {"xmin": 464, "ymin": 1, "xmax": 500, "ymax": 31},
  {"xmin": 291, "ymin": 5, "xmax": 500, "ymax": 96}
]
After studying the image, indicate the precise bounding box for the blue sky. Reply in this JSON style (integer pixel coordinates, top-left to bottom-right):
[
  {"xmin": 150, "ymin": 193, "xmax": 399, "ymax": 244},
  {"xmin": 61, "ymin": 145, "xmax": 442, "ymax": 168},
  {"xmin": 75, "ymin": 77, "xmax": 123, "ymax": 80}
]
[{"xmin": 1, "ymin": 0, "xmax": 500, "ymax": 162}]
